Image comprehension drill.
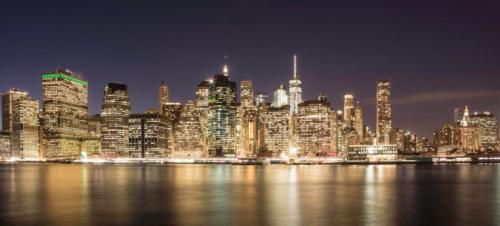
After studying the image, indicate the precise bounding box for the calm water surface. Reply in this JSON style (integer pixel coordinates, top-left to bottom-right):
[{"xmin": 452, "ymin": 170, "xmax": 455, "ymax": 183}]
[{"xmin": 0, "ymin": 164, "xmax": 499, "ymax": 226}]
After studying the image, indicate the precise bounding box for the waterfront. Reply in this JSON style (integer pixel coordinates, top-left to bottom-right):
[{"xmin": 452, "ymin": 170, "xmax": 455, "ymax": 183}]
[{"xmin": 0, "ymin": 164, "xmax": 500, "ymax": 226}]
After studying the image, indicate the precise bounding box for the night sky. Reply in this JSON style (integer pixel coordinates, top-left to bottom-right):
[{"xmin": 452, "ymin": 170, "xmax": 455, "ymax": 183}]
[{"xmin": 1, "ymin": 0, "xmax": 499, "ymax": 137}]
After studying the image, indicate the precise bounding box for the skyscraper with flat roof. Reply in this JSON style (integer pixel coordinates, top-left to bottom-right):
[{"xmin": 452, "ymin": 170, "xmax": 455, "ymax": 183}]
[
  {"xmin": 101, "ymin": 83, "xmax": 131, "ymax": 156},
  {"xmin": 41, "ymin": 69, "xmax": 89, "ymax": 159},
  {"xmin": 376, "ymin": 79, "xmax": 392, "ymax": 145}
]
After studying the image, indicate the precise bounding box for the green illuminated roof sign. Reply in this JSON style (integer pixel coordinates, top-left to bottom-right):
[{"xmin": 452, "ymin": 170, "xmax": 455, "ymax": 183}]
[{"xmin": 42, "ymin": 73, "xmax": 88, "ymax": 86}]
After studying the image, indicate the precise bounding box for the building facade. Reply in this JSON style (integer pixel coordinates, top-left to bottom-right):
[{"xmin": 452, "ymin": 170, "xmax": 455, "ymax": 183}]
[
  {"xmin": 469, "ymin": 112, "xmax": 498, "ymax": 149},
  {"xmin": 11, "ymin": 95, "xmax": 39, "ymax": 159},
  {"xmin": 41, "ymin": 69, "xmax": 89, "ymax": 159},
  {"xmin": 288, "ymin": 55, "xmax": 303, "ymax": 114},
  {"xmin": 263, "ymin": 105, "xmax": 290, "ymax": 154},
  {"xmin": 271, "ymin": 85, "xmax": 289, "ymax": 108},
  {"xmin": 297, "ymin": 95, "xmax": 334, "ymax": 155},
  {"xmin": 129, "ymin": 111, "xmax": 168, "ymax": 158},
  {"xmin": 2, "ymin": 89, "xmax": 28, "ymax": 132},
  {"xmin": 376, "ymin": 79, "xmax": 392, "ymax": 144},
  {"xmin": 174, "ymin": 101, "xmax": 205, "ymax": 158},
  {"xmin": 101, "ymin": 83, "xmax": 131, "ymax": 156}
]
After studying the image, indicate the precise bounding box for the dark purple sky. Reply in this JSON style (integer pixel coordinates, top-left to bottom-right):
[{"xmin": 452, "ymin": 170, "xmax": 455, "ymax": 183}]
[{"xmin": 1, "ymin": 0, "xmax": 500, "ymax": 137}]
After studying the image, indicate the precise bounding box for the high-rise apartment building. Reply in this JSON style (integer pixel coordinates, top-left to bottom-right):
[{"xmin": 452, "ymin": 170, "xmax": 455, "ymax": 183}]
[
  {"xmin": 289, "ymin": 55, "xmax": 303, "ymax": 114},
  {"xmin": 41, "ymin": 69, "xmax": 89, "ymax": 159},
  {"xmin": 376, "ymin": 79, "xmax": 392, "ymax": 144},
  {"xmin": 101, "ymin": 83, "xmax": 131, "ymax": 156},
  {"xmin": 207, "ymin": 65, "xmax": 237, "ymax": 157}
]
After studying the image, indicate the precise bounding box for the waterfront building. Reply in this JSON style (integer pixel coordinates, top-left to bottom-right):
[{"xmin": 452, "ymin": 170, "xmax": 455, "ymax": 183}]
[
  {"xmin": 263, "ymin": 105, "xmax": 290, "ymax": 154},
  {"xmin": 162, "ymin": 102, "xmax": 182, "ymax": 154},
  {"xmin": 255, "ymin": 93, "xmax": 269, "ymax": 152},
  {"xmin": 237, "ymin": 81, "xmax": 257, "ymax": 157},
  {"xmin": 376, "ymin": 79, "xmax": 392, "ymax": 144},
  {"xmin": 271, "ymin": 85, "xmax": 289, "ymax": 108},
  {"xmin": 297, "ymin": 94, "xmax": 334, "ymax": 155},
  {"xmin": 83, "ymin": 114, "xmax": 101, "ymax": 157},
  {"xmin": 347, "ymin": 144, "xmax": 398, "ymax": 161},
  {"xmin": 459, "ymin": 107, "xmax": 481, "ymax": 151},
  {"xmin": 2, "ymin": 89, "xmax": 28, "ymax": 132},
  {"xmin": 207, "ymin": 65, "xmax": 237, "ymax": 157},
  {"xmin": 0, "ymin": 131, "xmax": 11, "ymax": 159},
  {"xmin": 288, "ymin": 54, "xmax": 303, "ymax": 114},
  {"xmin": 174, "ymin": 100, "xmax": 205, "ymax": 158},
  {"xmin": 11, "ymin": 95, "xmax": 39, "ymax": 159},
  {"xmin": 469, "ymin": 111, "xmax": 498, "ymax": 149},
  {"xmin": 434, "ymin": 122, "xmax": 461, "ymax": 149},
  {"xmin": 101, "ymin": 83, "xmax": 131, "ymax": 156},
  {"xmin": 41, "ymin": 69, "xmax": 89, "ymax": 159},
  {"xmin": 354, "ymin": 102, "xmax": 364, "ymax": 138},
  {"xmin": 159, "ymin": 80, "xmax": 169, "ymax": 114},
  {"xmin": 129, "ymin": 111, "xmax": 168, "ymax": 158},
  {"xmin": 195, "ymin": 80, "xmax": 211, "ymax": 155}
]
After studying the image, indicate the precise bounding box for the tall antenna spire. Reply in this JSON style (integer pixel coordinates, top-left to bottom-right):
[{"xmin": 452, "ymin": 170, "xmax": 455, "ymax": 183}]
[
  {"xmin": 293, "ymin": 54, "xmax": 297, "ymax": 79},
  {"xmin": 223, "ymin": 56, "xmax": 229, "ymax": 77}
]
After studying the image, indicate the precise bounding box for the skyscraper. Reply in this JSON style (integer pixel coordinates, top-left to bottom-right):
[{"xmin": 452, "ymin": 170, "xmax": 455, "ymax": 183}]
[
  {"xmin": 469, "ymin": 111, "xmax": 498, "ymax": 149},
  {"xmin": 174, "ymin": 100, "xmax": 205, "ymax": 157},
  {"xmin": 101, "ymin": 83, "xmax": 131, "ymax": 156},
  {"xmin": 354, "ymin": 101, "xmax": 364, "ymax": 138},
  {"xmin": 240, "ymin": 80, "xmax": 254, "ymax": 108},
  {"xmin": 129, "ymin": 111, "xmax": 168, "ymax": 158},
  {"xmin": 2, "ymin": 89, "xmax": 28, "ymax": 132},
  {"xmin": 207, "ymin": 64, "xmax": 237, "ymax": 157},
  {"xmin": 11, "ymin": 95, "xmax": 39, "ymax": 159},
  {"xmin": 289, "ymin": 54, "xmax": 303, "ymax": 115},
  {"xmin": 271, "ymin": 85, "xmax": 289, "ymax": 108},
  {"xmin": 376, "ymin": 79, "xmax": 392, "ymax": 145},
  {"xmin": 263, "ymin": 105, "xmax": 289, "ymax": 154},
  {"xmin": 297, "ymin": 94, "xmax": 335, "ymax": 154},
  {"xmin": 237, "ymin": 80, "xmax": 257, "ymax": 157},
  {"xmin": 159, "ymin": 81, "xmax": 169, "ymax": 114},
  {"xmin": 41, "ymin": 69, "xmax": 89, "ymax": 159},
  {"xmin": 343, "ymin": 94, "xmax": 355, "ymax": 128}
]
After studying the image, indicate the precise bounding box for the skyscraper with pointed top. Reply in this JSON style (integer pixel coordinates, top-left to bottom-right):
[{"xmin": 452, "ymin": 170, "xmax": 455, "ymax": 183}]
[{"xmin": 289, "ymin": 54, "xmax": 303, "ymax": 115}]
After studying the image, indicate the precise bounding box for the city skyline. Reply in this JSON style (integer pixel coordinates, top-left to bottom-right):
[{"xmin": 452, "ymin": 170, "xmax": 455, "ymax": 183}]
[{"xmin": 1, "ymin": 0, "xmax": 499, "ymax": 138}]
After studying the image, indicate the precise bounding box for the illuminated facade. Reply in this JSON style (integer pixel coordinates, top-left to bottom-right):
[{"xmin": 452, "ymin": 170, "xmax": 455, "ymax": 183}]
[
  {"xmin": 41, "ymin": 69, "xmax": 89, "ymax": 159},
  {"xmin": 11, "ymin": 95, "xmax": 39, "ymax": 159},
  {"xmin": 101, "ymin": 83, "xmax": 131, "ymax": 156},
  {"xmin": 207, "ymin": 67, "xmax": 237, "ymax": 157},
  {"xmin": 434, "ymin": 122, "xmax": 461, "ymax": 148},
  {"xmin": 347, "ymin": 145, "xmax": 398, "ymax": 161},
  {"xmin": 162, "ymin": 102, "xmax": 182, "ymax": 154},
  {"xmin": 263, "ymin": 105, "xmax": 290, "ymax": 154},
  {"xmin": 288, "ymin": 54, "xmax": 303, "ymax": 114},
  {"xmin": 195, "ymin": 80, "xmax": 210, "ymax": 155},
  {"xmin": 376, "ymin": 79, "xmax": 392, "ymax": 144},
  {"xmin": 271, "ymin": 85, "xmax": 289, "ymax": 108},
  {"xmin": 297, "ymin": 95, "xmax": 334, "ymax": 154},
  {"xmin": 0, "ymin": 131, "xmax": 11, "ymax": 159},
  {"xmin": 83, "ymin": 114, "xmax": 101, "ymax": 157},
  {"xmin": 2, "ymin": 89, "xmax": 28, "ymax": 132},
  {"xmin": 343, "ymin": 94, "xmax": 354, "ymax": 128},
  {"xmin": 159, "ymin": 80, "xmax": 169, "ymax": 113},
  {"xmin": 129, "ymin": 111, "xmax": 168, "ymax": 158},
  {"xmin": 174, "ymin": 101, "xmax": 205, "ymax": 158},
  {"xmin": 237, "ymin": 80, "xmax": 257, "ymax": 157},
  {"xmin": 354, "ymin": 102, "xmax": 363, "ymax": 138},
  {"xmin": 469, "ymin": 112, "xmax": 498, "ymax": 149}
]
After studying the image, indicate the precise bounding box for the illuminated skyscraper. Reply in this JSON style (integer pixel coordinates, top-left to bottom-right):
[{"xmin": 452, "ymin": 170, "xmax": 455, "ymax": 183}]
[
  {"xmin": 271, "ymin": 85, "xmax": 289, "ymax": 108},
  {"xmin": 207, "ymin": 64, "xmax": 237, "ymax": 157},
  {"xmin": 174, "ymin": 100, "xmax": 205, "ymax": 158},
  {"xmin": 129, "ymin": 111, "xmax": 168, "ymax": 158},
  {"xmin": 101, "ymin": 83, "xmax": 131, "ymax": 156},
  {"xmin": 469, "ymin": 111, "xmax": 498, "ymax": 149},
  {"xmin": 376, "ymin": 79, "xmax": 392, "ymax": 144},
  {"xmin": 0, "ymin": 131, "xmax": 10, "ymax": 159},
  {"xmin": 2, "ymin": 89, "xmax": 28, "ymax": 132},
  {"xmin": 354, "ymin": 102, "xmax": 364, "ymax": 138},
  {"xmin": 159, "ymin": 80, "xmax": 169, "ymax": 114},
  {"xmin": 343, "ymin": 94, "xmax": 355, "ymax": 128},
  {"xmin": 11, "ymin": 95, "xmax": 39, "ymax": 159},
  {"xmin": 41, "ymin": 69, "xmax": 89, "ymax": 159},
  {"xmin": 237, "ymin": 81, "xmax": 257, "ymax": 157},
  {"xmin": 263, "ymin": 105, "xmax": 289, "ymax": 154},
  {"xmin": 297, "ymin": 94, "xmax": 335, "ymax": 154},
  {"xmin": 289, "ymin": 54, "xmax": 303, "ymax": 114},
  {"xmin": 162, "ymin": 102, "xmax": 182, "ymax": 154}
]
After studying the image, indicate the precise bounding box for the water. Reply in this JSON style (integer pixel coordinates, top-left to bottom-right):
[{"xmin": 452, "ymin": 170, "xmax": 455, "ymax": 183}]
[{"xmin": 0, "ymin": 164, "xmax": 499, "ymax": 226}]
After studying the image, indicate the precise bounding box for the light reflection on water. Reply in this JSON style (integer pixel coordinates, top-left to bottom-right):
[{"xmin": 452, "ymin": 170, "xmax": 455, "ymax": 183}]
[{"xmin": 0, "ymin": 164, "xmax": 499, "ymax": 226}]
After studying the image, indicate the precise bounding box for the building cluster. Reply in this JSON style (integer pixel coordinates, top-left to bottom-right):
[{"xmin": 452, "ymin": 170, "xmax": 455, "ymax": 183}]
[
  {"xmin": 0, "ymin": 56, "xmax": 498, "ymax": 161},
  {"xmin": 434, "ymin": 106, "xmax": 499, "ymax": 154}
]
